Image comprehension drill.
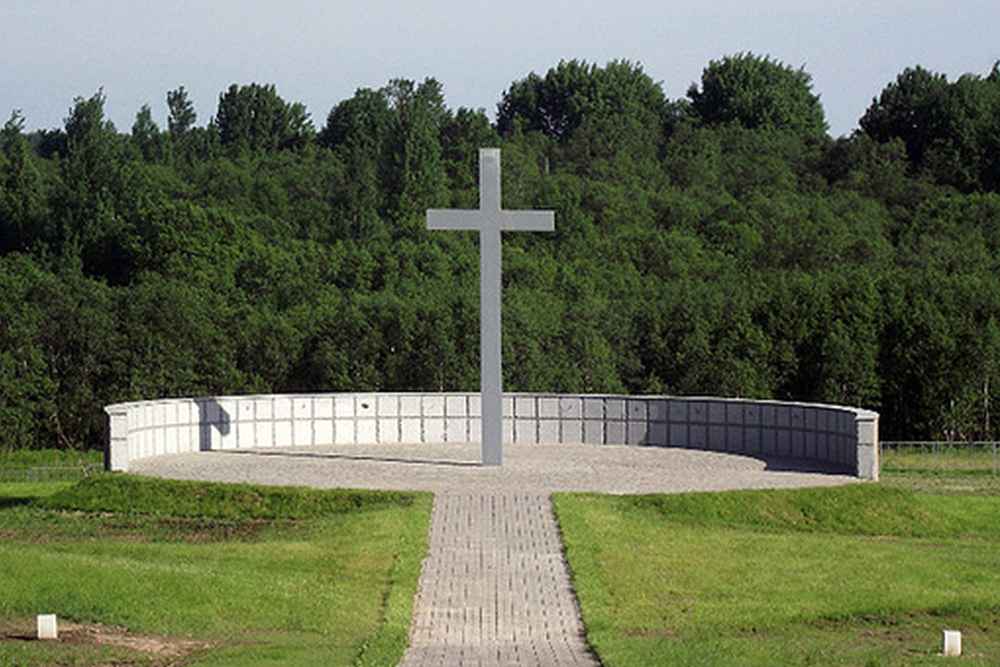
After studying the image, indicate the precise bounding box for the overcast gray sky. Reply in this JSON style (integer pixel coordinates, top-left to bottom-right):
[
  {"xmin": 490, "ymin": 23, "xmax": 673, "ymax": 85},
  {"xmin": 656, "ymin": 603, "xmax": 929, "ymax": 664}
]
[{"xmin": 1, "ymin": 0, "xmax": 997, "ymax": 138}]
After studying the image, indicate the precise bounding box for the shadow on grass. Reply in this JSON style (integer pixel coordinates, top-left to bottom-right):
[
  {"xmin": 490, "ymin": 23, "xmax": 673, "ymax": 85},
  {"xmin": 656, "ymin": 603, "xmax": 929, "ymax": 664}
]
[
  {"xmin": 0, "ymin": 497, "xmax": 36, "ymax": 510},
  {"xmin": 215, "ymin": 449, "xmax": 481, "ymax": 468}
]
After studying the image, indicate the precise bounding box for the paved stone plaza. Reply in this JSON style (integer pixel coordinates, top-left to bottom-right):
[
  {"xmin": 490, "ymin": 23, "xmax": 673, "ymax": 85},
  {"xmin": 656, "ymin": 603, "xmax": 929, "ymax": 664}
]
[
  {"xmin": 133, "ymin": 443, "xmax": 856, "ymax": 666},
  {"xmin": 130, "ymin": 442, "xmax": 855, "ymax": 494}
]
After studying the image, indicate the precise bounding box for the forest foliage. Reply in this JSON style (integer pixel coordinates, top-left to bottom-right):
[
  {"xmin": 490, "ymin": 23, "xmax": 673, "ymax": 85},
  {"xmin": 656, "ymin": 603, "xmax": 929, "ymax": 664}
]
[{"xmin": 3, "ymin": 54, "xmax": 1000, "ymax": 450}]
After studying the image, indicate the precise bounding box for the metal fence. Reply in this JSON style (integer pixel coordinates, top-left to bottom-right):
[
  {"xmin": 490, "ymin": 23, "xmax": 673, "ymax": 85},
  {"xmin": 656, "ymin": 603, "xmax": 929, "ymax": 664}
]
[{"xmin": 880, "ymin": 440, "xmax": 999, "ymax": 475}]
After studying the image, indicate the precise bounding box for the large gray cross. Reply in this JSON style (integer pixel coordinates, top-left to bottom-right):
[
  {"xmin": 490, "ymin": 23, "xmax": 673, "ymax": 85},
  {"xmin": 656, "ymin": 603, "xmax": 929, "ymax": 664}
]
[{"xmin": 427, "ymin": 148, "xmax": 554, "ymax": 465}]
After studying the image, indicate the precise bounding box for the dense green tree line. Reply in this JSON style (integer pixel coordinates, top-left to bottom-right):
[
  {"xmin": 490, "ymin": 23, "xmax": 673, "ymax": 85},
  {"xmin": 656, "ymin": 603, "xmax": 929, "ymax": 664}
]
[{"xmin": 2, "ymin": 54, "xmax": 1000, "ymax": 450}]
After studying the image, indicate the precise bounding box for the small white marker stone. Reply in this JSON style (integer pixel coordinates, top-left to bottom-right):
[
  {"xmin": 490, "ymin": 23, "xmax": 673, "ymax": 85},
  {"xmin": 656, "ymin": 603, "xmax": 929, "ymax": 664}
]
[
  {"xmin": 37, "ymin": 614, "xmax": 58, "ymax": 640},
  {"xmin": 943, "ymin": 629, "xmax": 962, "ymax": 656}
]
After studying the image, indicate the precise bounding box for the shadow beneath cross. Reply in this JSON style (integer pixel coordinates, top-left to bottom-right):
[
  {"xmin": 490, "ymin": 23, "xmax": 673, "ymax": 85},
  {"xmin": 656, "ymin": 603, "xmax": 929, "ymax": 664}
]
[
  {"xmin": 215, "ymin": 449, "xmax": 481, "ymax": 468},
  {"xmin": 197, "ymin": 398, "xmax": 231, "ymax": 452}
]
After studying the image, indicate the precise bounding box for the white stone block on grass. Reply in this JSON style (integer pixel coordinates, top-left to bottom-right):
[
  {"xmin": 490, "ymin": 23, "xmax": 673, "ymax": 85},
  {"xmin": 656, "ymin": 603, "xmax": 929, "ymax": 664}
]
[
  {"xmin": 37, "ymin": 614, "xmax": 57, "ymax": 640},
  {"xmin": 943, "ymin": 630, "xmax": 962, "ymax": 656}
]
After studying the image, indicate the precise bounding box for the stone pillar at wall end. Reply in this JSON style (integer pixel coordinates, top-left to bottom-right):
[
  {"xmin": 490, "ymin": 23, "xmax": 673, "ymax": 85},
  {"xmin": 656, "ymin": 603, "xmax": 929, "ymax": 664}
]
[
  {"xmin": 855, "ymin": 411, "xmax": 879, "ymax": 481},
  {"xmin": 105, "ymin": 405, "xmax": 130, "ymax": 472}
]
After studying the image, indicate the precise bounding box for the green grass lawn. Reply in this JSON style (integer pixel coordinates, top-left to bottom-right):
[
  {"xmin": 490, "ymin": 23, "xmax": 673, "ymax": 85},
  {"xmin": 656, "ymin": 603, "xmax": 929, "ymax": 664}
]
[
  {"xmin": 881, "ymin": 446, "xmax": 1000, "ymax": 496},
  {"xmin": 554, "ymin": 480, "xmax": 1000, "ymax": 666},
  {"xmin": 0, "ymin": 474, "xmax": 431, "ymax": 666},
  {"xmin": 0, "ymin": 448, "xmax": 103, "ymax": 482}
]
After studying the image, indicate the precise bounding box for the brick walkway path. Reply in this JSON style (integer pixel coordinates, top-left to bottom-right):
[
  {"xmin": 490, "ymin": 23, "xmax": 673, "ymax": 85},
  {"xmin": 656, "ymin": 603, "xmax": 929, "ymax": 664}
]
[{"xmin": 400, "ymin": 494, "xmax": 597, "ymax": 666}]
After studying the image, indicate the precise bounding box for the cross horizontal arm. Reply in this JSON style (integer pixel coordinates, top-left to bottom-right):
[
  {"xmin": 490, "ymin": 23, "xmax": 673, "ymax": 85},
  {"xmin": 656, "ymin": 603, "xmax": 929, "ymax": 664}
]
[
  {"xmin": 426, "ymin": 209, "xmax": 555, "ymax": 232},
  {"xmin": 426, "ymin": 209, "xmax": 488, "ymax": 231},
  {"xmin": 499, "ymin": 210, "xmax": 554, "ymax": 232}
]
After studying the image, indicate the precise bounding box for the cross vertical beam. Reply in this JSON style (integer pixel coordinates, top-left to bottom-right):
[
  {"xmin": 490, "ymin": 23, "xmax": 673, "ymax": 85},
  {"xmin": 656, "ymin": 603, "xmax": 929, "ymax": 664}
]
[
  {"xmin": 480, "ymin": 151, "xmax": 503, "ymax": 465},
  {"xmin": 426, "ymin": 148, "xmax": 554, "ymax": 465}
]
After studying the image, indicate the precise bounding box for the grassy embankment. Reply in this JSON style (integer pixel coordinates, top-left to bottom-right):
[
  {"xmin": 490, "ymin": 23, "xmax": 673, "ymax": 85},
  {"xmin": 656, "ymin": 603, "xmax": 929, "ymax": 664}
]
[
  {"xmin": 0, "ymin": 451, "xmax": 431, "ymax": 667},
  {"xmin": 555, "ymin": 451, "xmax": 1000, "ymax": 666}
]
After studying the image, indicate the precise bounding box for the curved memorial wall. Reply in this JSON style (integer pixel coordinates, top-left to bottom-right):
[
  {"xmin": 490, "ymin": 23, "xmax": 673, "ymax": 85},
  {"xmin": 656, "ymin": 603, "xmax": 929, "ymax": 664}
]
[{"xmin": 105, "ymin": 393, "xmax": 879, "ymax": 480}]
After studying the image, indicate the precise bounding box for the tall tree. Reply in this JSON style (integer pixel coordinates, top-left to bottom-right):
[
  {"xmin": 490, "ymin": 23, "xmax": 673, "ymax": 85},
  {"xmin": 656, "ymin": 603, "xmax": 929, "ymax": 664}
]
[
  {"xmin": 0, "ymin": 110, "xmax": 46, "ymax": 252},
  {"xmin": 440, "ymin": 107, "xmax": 499, "ymax": 206},
  {"xmin": 861, "ymin": 64, "xmax": 1000, "ymax": 192},
  {"xmin": 319, "ymin": 87, "xmax": 395, "ymax": 239},
  {"xmin": 131, "ymin": 104, "xmax": 166, "ymax": 162},
  {"xmin": 860, "ymin": 66, "xmax": 950, "ymax": 166},
  {"xmin": 497, "ymin": 60, "xmax": 668, "ymax": 170},
  {"xmin": 166, "ymin": 86, "xmax": 197, "ymax": 136},
  {"xmin": 214, "ymin": 83, "xmax": 314, "ymax": 152},
  {"xmin": 688, "ymin": 53, "xmax": 828, "ymax": 139},
  {"xmin": 57, "ymin": 90, "xmax": 139, "ymax": 283},
  {"xmin": 385, "ymin": 78, "xmax": 450, "ymax": 225}
]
